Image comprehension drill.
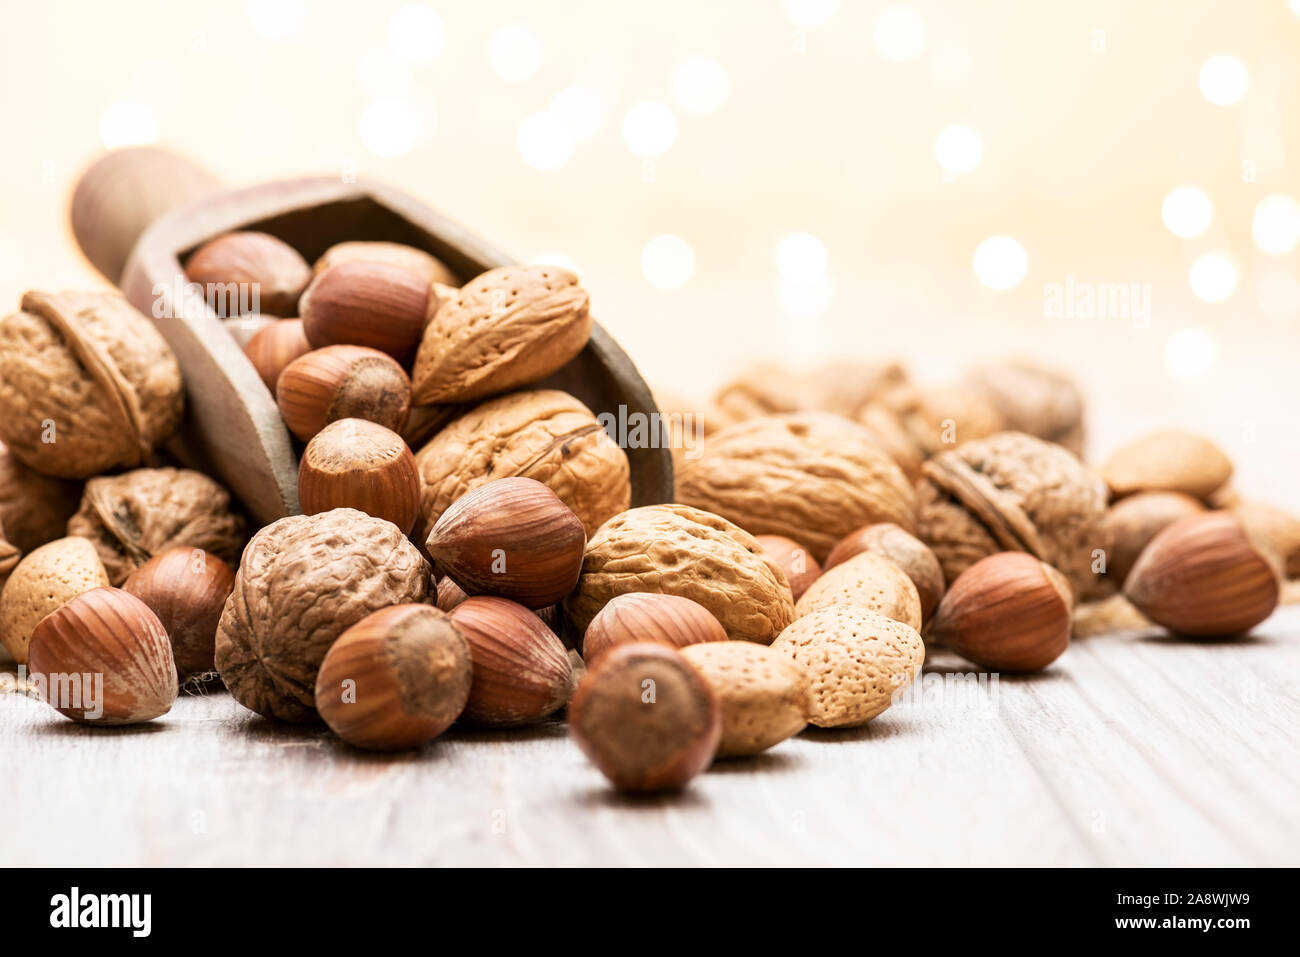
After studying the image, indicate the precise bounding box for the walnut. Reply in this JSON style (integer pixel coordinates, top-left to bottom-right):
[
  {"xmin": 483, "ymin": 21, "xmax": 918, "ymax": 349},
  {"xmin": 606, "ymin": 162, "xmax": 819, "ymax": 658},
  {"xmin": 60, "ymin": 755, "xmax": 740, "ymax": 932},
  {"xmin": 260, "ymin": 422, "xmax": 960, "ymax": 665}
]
[
  {"xmin": 215, "ymin": 508, "xmax": 432, "ymax": 722},
  {"xmin": 916, "ymin": 431, "xmax": 1108, "ymax": 597},
  {"xmin": 0, "ymin": 291, "xmax": 183, "ymax": 478},
  {"xmin": 713, "ymin": 359, "xmax": 908, "ymax": 423},
  {"xmin": 414, "ymin": 389, "xmax": 630, "ymax": 540},
  {"xmin": 565, "ymin": 503, "xmax": 795, "ymax": 645},
  {"xmin": 676, "ymin": 412, "xmax": 916, "ymax": 562},
  {"xmin": 965, "ymin": 360, "xmax": 1086, "ymax": 456},
  {"xmin": 860, "ymin": 383, "xmax": 1006, "ymax": 463},
  {"xmin": 0, "ymin": 439, "xmax": 82, "ymax": 553},
  {"xmin": 0, "ymin": 522, "xmax": 18, "ymax": 593},
  {"xmin": 66, "ymin": 468, "xmax": 246, "ymax": 585}
]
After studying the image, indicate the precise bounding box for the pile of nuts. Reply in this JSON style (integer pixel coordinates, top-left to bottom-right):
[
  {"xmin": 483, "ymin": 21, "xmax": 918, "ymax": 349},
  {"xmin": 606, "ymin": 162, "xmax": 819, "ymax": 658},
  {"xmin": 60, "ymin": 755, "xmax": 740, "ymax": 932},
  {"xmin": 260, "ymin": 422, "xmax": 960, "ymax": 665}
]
[{"xmin": 2, "ymin": 231, "xmax": 1298, "ymax": 794}]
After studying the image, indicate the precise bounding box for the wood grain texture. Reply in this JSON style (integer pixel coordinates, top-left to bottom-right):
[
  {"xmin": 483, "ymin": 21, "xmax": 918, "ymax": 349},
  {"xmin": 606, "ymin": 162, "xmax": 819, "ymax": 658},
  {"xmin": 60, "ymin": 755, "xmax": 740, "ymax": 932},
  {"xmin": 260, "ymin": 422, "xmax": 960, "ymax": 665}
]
[{"xmin": 2, "ymin": 606, "xmax": 1297, "ymax": 866}]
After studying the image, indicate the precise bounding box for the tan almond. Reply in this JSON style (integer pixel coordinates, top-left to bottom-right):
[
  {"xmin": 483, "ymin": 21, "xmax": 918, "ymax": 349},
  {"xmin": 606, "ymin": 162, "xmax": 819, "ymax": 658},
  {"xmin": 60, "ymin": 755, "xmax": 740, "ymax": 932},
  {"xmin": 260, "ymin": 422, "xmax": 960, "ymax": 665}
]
[
  {"xmin": 794, "ymin": 551, "xmax": 922, "ymax": 630},
  {"xmin": 1101, "ymin": 429, "xmax": 1233, "ymax": 501},
  {"xmin": 824, "ymin": 523, "xmax": 945, "ymax": 621},
  {"xmin": 680, "ymin": 642, "xmax": 809, "ymax": 757}
]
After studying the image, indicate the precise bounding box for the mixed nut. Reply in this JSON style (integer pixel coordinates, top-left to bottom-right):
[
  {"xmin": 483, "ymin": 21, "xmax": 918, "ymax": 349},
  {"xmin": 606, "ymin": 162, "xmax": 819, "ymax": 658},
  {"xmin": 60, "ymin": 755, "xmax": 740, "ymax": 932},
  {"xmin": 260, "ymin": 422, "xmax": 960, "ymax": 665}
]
[{"xmin": 1, "ymin": 229, "xmax": 1297, "ymax": 796}]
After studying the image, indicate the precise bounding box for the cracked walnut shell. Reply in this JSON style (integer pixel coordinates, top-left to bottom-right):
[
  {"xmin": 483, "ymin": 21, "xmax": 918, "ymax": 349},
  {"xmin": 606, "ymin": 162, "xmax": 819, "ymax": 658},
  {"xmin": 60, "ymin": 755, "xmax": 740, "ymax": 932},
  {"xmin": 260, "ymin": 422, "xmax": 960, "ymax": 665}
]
[
  {"xmin": 414, "ymin": 389, "xmax": 629, "ymax": 541},
  {"xmin": 565, "ymin": 503, "xmax": 795, "ymax": 646},
  {"xmin": 0, "ymin": 291, "xmax": 183, "ymax": 478},
  {"xmin": 676, "ymin": 412, "xmax": 916, "ymax": 562},
  {"xmin": 216, "ymin": 508, "xmax": 433, "ymax": 723},
  {"xmin": 67, "ymin": 468, "xmax": 246, "ymax": 586},
  {"xmin": 916, "ymin": 431, "xmax": 1108, "ymax": 597}
]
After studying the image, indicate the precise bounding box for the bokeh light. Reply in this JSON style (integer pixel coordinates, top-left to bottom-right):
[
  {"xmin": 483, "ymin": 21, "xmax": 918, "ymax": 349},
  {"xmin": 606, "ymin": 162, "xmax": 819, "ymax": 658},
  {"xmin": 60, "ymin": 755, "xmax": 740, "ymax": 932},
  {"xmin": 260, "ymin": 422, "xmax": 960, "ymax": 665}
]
[
  {"xmin": 782, "ymin": 0, "xmax": 841, "ymax": 28},
  {"xmin": 641, "ymin": 235, "xmax": 696, "ymax": 289},
  {"xmin": 776, "ymin": 233, "xmax": 828, "ymax": 282},
  {"xmin": 550, "ymin": 86, "xmax": 604, "ymax": 141},
  {"xmin": 532, "ymin": 252, "xmax": 580, "ymax": 275},
  {"xmin": 673, "ymin": 56, "xmax": 730, "ymax": 115},
  {"xmin": 873, "ymin": 5, "xmax": 928, "ymax": 62},
  {"xmin": 1164, "ymin": 327, "xmax": 1217, "ymax": 381},
  {"xmin": 1161, "ymin": 186, "xmax": 1213, "ymax": 239},
  {"xmin": 973, "ymin": 237, "xmax": 1027, "ymax": 290},
  {"xmin": 99, "ymin": 101, "xmax": 159, "ymax": 148},
  {"xmin": 490, "ymin": 24, "xmax": 542, "ymax": 83},
  {"xmin": 388, "ymin": 4, "xmax": 444, "ymax": 65},
  {"xmin": 246, "ymin": 0, "xmax": 306, "ymax": 39},
  {"xmin": 622, "ymin": 102, "xmax": 677, "ymax": 158},
  {"xmin": 1198, "ymin": 55, "xmax": 1248, "ymax": 106},
  {"xmin": 359, "ymin": 99, "xmax": 421, "ymax": 158},
  {"xmin": 1251, "ymin": 194, "xmax": 1300, "ymax": 254},
  {"xmin": 934, "ymin": 125, "xmax": 982, "ymax": 175},
  {"xmin": 516, "ymin": 111, "xmax": 574, "ymax": 170},
  {"xmin": 1188, "ymin": 253, "xmax": 1238, "ymax": 302}
]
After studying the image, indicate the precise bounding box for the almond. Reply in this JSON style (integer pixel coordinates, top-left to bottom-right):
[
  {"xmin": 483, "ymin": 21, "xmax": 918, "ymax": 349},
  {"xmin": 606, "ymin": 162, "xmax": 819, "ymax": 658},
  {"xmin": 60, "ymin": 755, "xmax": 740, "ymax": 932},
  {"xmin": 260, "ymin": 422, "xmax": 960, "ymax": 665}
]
[
  {"xmin": 771, "ymin": 604, "xmax": 923, "ymax": 728},
  {"xmin": 1101, "ymin": 429, "xmax": 1233, "ymax": 501},
  {"xmin": 680, "ymin": 642, "xmax": 808, "ymax": 757},
  {"xmin": 824, "ymin": 523, "xmax": 945, "ymax": 621},
  {"xmin": 794, "ymin": 551, "xmax": 922, "ymax": 630}
]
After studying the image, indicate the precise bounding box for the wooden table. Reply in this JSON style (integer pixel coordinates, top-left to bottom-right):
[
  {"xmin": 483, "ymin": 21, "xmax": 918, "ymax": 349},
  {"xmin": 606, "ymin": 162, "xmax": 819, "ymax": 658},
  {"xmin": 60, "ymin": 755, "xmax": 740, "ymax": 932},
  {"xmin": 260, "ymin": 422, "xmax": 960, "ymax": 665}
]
[{"xmin": 3, "ymin": 604, "xmax": 1297, "ymax": 867}]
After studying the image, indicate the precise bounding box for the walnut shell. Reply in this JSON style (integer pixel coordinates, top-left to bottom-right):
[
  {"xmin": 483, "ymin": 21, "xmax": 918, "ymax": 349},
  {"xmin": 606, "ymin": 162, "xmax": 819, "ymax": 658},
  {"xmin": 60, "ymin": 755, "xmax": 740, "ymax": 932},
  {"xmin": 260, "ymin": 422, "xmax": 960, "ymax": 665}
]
[
  {"xmin": 66, "ymin": 468, "xmax": 246, "ymax": 586},
  {"xmin": 411, "ymin": 265, "xmax": 591, "ymax": 404},
  {"xmin": 0, "ymin": 522, "xmax": 20, "ymax": 596},
  {"xmin": 0, "ymin": 291, "xmax": 184, "ymax": 478},
  {"xmin": 414, "ymin": 389, "xmax": 630, "ymax": 541},
  {"xmin": 965, "ymin": 360, "xmax": 1086, "ymax": 456},
  {"xmin": 676, "ymin": 412, "xmax": 916, "ymax": 562},
  {"xmin": 215, "ymin": 508, "xmax": 432, "ymax": 722},
  {"xmin": 868, "ymin": 383, "xmax": 1007, "ymax": 460},
  {"xmin": 566, "ymin": 504, "xmax": 795, "ymax": 645},
  {"xmin": 1100, "ymin": 429, "xmax": 1233, "ymax": 501},
  {"xmin": 771, "ymin": 604, "xmax": 924, "ymax": 728},
  {"xmin": 916, "ymin": 431, "xmax": 1108, "ymax": 597},
  {"xmin": 0, "ymin": 439, "xmax": 82, "ymax": 553},
  {"xmin": 713, "ymin": 360, "xmax": 908, "ymax": 422}
]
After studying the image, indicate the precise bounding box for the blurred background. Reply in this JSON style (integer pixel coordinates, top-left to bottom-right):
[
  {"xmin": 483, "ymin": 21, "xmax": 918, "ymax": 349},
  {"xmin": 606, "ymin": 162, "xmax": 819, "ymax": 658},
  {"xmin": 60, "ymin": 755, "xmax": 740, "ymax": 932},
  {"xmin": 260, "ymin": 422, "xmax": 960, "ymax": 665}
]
[{"xmin": 1, "ymin": 0, "xmax": 1297, "ymax": 506}]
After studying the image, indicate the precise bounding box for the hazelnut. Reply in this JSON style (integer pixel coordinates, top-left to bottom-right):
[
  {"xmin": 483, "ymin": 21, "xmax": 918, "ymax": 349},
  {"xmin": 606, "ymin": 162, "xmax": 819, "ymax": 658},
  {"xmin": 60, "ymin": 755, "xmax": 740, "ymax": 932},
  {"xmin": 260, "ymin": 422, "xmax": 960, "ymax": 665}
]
[
  {"xmin": 927, "ymin": 552, "xmax": 1072, "ymax": 672},
  {"xmin": 0, "ymin": 537, "xmax": 110, "ymax": 663},
  {"xmin": 680, "ymin": 642, "xmax": 809, "ymax": 757},
  {"xmin": 0, "ymin": 291, "xmax": 183, "ymax": 478},
  {"xmin": 314, "ymin": 604, "xmax": 473, "ymax": 751},
  {"xmin": 184, "ymin": 231, "xmax": 311, "ymax": 317},
  {"xmin": 223, "ymin": 313, "xmax": 277, "ymax": 349},
  {"xmin": 568, "ymin": 643, "xmax": 722, "ymax": 792},
  {"xmin": 122, "ymin": 547, "xmax": 235, "ymax": 680},
  {"xmin": 1124, "ymin": 512, "xmax": 1280, "ymax": 637},
  {"xmin": 300, "ymin": 262, "xmax": 431, "ymax": 364},
  {"xmin": 276, "ymin": 345, "xmax": 411, "ymax": 442},
  {"xmin": 313, "ymin": 240, "xmax": 458, "ymax": 287},
  {"xmin": 754, "ymin": 534, "xmax": 821, "ymax": 601},
  {"xmin": 448, "ymin": 596, "xmax": 576, "ymax": 726},
  {"xmin": 298, "ymin": 419, "xmax": 420, "ymax": 535},
  {"xmin": 66, "ymin": 467, "xmax": 246, "ymax": 586},
  {"xmin": 1100, "ymin": 491, "xmax": 1205, "ymax": 585},
  {"xmin": 426, "ymin": 477, "xmax": 585, "ymax": 609},
  {"xmin": 435, "ymin": 574, "xmax": 469, "ymax": 612},
  {"xmin": 244, "ymin": 319, "xmax": 311, "ymax": 395},
  {"xmin": 28, "ymin": 586, "xmax": 178, "ymax": 725},
  {"xmin": 824, "ymin": 523, "xmax": 945, "ymax": 622},
  {"xmin": 581, "ymin": 592, "xmax": 727, "ymax": 666}
]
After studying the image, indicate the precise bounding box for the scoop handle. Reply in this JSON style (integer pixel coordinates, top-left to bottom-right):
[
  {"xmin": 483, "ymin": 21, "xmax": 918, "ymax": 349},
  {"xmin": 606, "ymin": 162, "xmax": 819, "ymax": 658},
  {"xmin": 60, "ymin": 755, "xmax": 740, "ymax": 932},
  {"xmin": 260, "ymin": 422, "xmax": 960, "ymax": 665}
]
[{"xmin": 69, "ymin": 147, "xmax": 221, "ymax": 285}]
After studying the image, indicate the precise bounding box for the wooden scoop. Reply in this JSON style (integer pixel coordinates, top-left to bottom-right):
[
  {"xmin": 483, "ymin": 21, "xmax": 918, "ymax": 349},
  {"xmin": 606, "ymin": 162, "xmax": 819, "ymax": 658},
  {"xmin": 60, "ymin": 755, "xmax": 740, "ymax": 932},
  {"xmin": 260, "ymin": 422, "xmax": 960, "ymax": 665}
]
[{"xmin": 69, "ymin": 147, "xmax": 672, "ymax": 526}]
